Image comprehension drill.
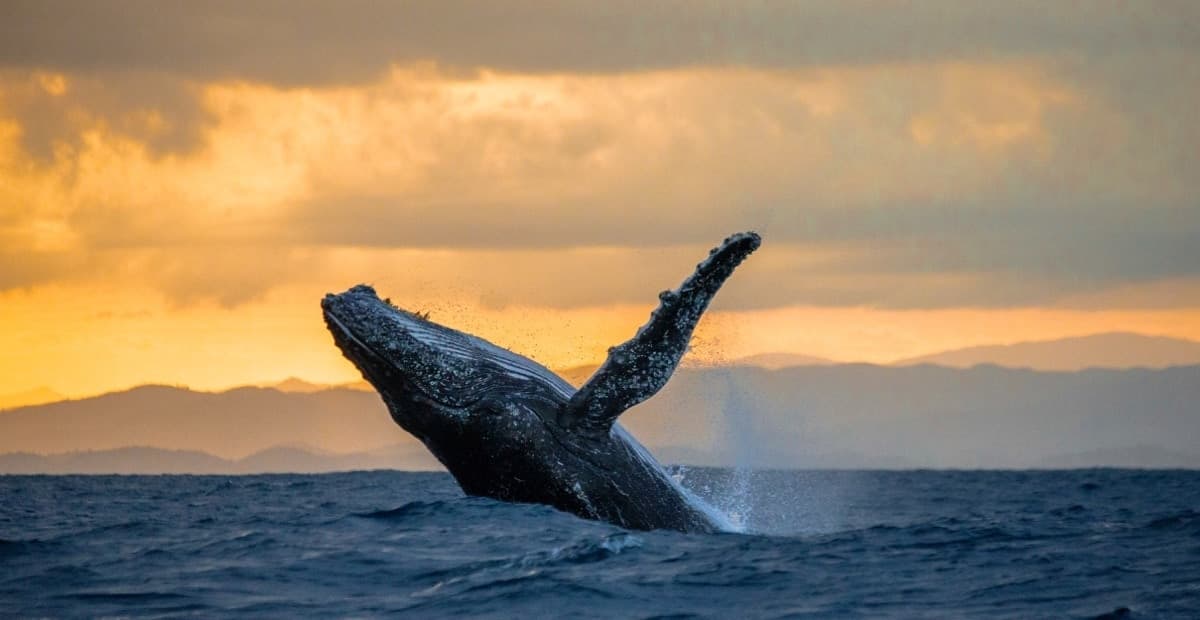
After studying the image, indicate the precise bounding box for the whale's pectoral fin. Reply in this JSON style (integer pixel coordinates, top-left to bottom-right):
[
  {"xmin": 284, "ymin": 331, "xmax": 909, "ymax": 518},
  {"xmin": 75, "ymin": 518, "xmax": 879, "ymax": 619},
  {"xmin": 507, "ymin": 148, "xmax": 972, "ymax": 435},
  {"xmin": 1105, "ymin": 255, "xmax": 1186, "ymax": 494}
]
[{"xmin": 560, "ymin": 231, "xmax": 762, "ymax": 436}]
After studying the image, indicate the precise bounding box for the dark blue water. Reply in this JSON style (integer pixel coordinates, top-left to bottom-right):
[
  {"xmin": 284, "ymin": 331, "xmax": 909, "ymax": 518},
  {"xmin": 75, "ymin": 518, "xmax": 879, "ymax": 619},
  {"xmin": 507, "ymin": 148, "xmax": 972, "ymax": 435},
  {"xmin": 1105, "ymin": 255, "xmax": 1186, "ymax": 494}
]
[{"xmin": 2, "ymin": 470, "xmax": 1197, "ymax": 618}]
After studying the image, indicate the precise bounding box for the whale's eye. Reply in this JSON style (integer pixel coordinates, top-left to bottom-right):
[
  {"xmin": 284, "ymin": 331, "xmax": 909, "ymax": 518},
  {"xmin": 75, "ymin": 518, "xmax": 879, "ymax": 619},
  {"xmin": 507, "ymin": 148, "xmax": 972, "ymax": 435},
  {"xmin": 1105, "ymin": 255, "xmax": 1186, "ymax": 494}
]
[{"xmin": 476, "ymin": 399, "xmax": 510, "ymax": 417}]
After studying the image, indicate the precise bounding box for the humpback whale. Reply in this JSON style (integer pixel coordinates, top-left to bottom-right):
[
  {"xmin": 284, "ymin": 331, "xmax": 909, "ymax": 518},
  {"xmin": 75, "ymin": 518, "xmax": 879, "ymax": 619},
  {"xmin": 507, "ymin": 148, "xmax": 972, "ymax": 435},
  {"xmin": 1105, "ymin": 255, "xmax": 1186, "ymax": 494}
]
[{"xmin": 321, "ymin": 232, "xmax": 761, "ymax": 533}]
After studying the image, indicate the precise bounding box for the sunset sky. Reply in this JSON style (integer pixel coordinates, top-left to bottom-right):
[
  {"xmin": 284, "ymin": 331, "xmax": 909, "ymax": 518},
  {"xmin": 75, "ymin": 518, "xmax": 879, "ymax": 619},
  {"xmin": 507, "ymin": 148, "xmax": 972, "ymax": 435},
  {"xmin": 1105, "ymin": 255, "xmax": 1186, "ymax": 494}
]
[{"xmin": 1, "ymin": 2, "xmax": 1198, "ymax": 400}]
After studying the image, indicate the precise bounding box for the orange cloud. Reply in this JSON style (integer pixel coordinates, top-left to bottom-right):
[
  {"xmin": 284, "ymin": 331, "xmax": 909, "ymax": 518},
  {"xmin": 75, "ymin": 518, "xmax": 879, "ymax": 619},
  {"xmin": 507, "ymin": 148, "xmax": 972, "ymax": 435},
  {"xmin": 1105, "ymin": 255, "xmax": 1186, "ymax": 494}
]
[
  {"xmin": 1, "ymin": 55, "xmax": 1197, "ymax": 399},
  {"xmin": 3, "ymin": 64, "xmax": 1112, "ymax": 292}
]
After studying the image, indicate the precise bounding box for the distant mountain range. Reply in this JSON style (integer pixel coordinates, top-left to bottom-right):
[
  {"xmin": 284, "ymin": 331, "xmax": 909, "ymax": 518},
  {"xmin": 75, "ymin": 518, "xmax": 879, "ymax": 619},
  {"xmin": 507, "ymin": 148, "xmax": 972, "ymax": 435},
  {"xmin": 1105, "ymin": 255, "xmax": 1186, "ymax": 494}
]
[
  {"xmin": 0, "ymin": 444, "xmax": 440, "ymax": 475},
  {"xmin": 3, "ymin": 362, "xmax": 1198, "ymax": 473},
  {"xmin": 6, "ymin": 332, "xmax": 1197, "ymax": 412},
  {"xmin": 267, "ymin": 378, "xmax": 370, "ymax": 393},
  {"xmin": 0, "ymin": 387, "xmax": 63, "ymax": 410},
  {"xmin": 730, "ymin": 352, "xmax": 833, "ymax": 368},
  {"xmin": 0, "ymin": 386, "xmax": 400, "ymax": 459},
  {"xmin": 893, "ymin": 332, "xmax": 1200, "ymax": 371},
  {"xmin": 652, "ymin": 363, "xmax": 1200, "ymax": 469}
]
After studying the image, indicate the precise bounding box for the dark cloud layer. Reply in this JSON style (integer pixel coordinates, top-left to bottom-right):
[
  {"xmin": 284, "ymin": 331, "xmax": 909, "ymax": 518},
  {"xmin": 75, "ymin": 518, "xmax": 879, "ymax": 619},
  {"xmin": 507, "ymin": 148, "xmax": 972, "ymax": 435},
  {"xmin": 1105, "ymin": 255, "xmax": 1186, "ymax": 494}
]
[
  {"xmin": 291, "ymin": 196, "xmax": 1200, "ymax": 307},
  {"xmin": 2, "ymin": 2, "xmax": 1198, "ymax": 311},
  {"xmin": 3, "ymin": 1, "xmax": 1197, "ymax": 84},
  {"xmin": 0, "ymin": 70, "xmax": 206, "ymax": 159}
]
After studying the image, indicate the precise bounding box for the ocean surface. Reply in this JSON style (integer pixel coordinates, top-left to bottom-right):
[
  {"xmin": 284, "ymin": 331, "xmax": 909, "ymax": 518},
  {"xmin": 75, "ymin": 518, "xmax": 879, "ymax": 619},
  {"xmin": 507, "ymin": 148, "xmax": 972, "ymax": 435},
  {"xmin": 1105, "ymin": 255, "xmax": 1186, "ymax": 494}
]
[{"xmin": 2, "ymin": 469, "xmax": 1197, "ymax": 618}]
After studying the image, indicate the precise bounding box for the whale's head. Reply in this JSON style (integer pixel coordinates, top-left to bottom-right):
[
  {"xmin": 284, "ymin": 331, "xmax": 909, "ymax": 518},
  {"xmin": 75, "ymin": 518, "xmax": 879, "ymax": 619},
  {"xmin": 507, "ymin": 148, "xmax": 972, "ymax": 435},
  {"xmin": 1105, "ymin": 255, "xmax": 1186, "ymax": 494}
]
[{"xmin": 321, "ymin": 285, "xmax": 575, "ymax": 457}]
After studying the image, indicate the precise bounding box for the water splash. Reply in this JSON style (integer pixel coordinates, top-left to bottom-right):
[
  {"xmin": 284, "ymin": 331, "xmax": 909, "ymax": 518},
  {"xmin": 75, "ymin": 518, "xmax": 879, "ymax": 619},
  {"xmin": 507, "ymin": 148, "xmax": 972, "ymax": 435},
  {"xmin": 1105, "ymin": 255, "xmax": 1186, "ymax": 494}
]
[
  {"xmin": 678, "ymin": 474, "xmax": 742, "ymax": 533},
  {"xmin": 661, "ymin": 366, "xmax": 755, "ymax": 533},
  {"xmin": 671, "ymin": 367, "xmax": 854, "ymax": 536},
  {"xmin": 728, "ymin": 368, "xmax": 763, "ymax": 529}
]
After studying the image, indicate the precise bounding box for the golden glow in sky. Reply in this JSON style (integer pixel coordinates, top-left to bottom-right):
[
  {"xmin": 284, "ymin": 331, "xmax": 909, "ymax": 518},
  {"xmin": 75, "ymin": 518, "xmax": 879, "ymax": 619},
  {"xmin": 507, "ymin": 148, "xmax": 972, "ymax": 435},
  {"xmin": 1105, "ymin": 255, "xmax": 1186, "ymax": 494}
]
[{"xmin": 1, "ymin": 3, "xmax": 1198, "ymax": 402}]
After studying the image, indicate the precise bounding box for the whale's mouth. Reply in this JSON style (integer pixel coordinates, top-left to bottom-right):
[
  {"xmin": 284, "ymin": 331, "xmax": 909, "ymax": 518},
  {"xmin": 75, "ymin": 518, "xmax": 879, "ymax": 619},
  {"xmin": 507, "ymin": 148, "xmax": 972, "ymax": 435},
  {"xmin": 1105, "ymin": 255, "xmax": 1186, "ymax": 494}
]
[
  {"xmin": 322, "ymin": 310, "xmax": 390, "ymax": 379},
  {"xmin": 321, "ymin": 286, "xmax": 499, "ymax": 410},
  {"xmin": 321, "ymin": 303, "xmax": 427, "ymax": 410}
]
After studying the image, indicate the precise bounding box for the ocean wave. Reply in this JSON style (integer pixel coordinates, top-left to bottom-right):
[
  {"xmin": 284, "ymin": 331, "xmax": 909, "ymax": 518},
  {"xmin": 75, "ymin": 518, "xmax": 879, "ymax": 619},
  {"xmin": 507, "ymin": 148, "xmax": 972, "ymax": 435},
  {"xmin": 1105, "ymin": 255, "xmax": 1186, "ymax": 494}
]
[
  {"xmin": 2, "ymin": 470, "xmax": 1199, "ymax": 618},
  {"xmin": 0, "ymin": 537, "xmax": 54, "ymax": 557},
  {"xmin": 353, "ymin": 497, "xmax": 571, "ymax": 526},
  {"xmin": 407, "ymin": 532, "xmax": 643, "ymax": 603},
  {"xmin": 1144, "ymin": 510, "xmax": 1200, "ymax": 532},
  {"xmin": 69, "ymin": 590, "xmax": 193, "ymax": 603},
  {"xmin": 514, "ymin": 532, "xmax": 644, "ymax": 568},
  {"xmin": 355, "ymin": 499, "xmax": 454, "ymax": 520}
]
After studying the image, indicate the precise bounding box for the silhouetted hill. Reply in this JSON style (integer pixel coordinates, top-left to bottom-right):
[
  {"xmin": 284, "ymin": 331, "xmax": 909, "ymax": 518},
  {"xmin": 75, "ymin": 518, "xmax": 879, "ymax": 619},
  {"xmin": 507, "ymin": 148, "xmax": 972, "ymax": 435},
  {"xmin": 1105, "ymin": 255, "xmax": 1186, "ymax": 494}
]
[
  {"xmin": 1038, "ymin": 445, "xmax": 1200, "ymax": 469},
  {"xmin": 619, "ymin": 364, "xmax": 1200, "ymax": 468},
  {"xmin": 269, "ymin": 378, "xmax": 331, "ymax": 393},
  {"xmin": 0, "ymin": 387, "xmax": 63, "ymax": 411},
  {"xmin": 557, "ymin": 352, "xmax": 832, "ymax": 385},
  {"xmin": 234, "ymin": 443, "xmax": 439, "ymax": 472},
  {"xmin": 895, "ymin": 332, "xmax": 1200, "ymax": 371},
  {"xmin": 557, "ymin": 365, "xmax": 600, "ymax": 387},
  {"xmin": 0, "ymin": 447, "xmax": 229, "ymax": 475},
  {"xmin": 2, "ymin": 365, "xmax": 1197, "ymax": 470},
  {"xmin": 728, "ymin": 352, "xmax": 833, "ymax": 368},
  {"xmin": 267, "ymin": 378, "xmax": 372, "ymax": 393},
  {"xmin": 0, "ymin": 385, "xmax": 401, "ymax": 459},
  {"xmin": 0, "ymin": 444, "xmax": 440, "ymax": 474}
]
